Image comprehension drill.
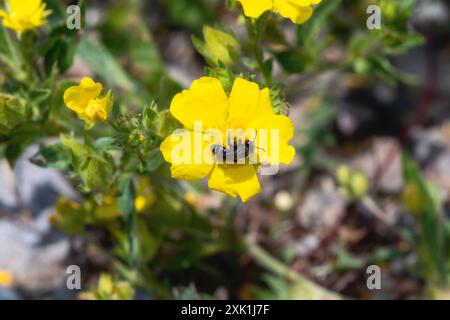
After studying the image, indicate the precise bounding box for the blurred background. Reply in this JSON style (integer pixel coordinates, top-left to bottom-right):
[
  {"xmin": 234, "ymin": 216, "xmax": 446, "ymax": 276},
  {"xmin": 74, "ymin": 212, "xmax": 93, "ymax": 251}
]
[{"xmin": 1, "ymin": 0, "xmax": 450, "ymax": 300}]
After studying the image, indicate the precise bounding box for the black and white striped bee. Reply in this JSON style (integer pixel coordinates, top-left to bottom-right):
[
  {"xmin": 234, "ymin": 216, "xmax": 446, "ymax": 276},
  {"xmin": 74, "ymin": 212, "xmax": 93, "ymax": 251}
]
[{"xmin": 211, "ymin": 134, "xmax": 259, "ymax": 164}]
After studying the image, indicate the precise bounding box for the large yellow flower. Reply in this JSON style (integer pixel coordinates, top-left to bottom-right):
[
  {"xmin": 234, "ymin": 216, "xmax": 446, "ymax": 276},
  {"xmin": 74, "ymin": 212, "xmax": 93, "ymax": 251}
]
[
  {"xmin": 64, "ymin": 77, "xmax": 112, "ymax": 127},
  {"xmin": 160, "ymin": 77, "xmax": 296, "ymax": 202},
  {"xmin": 0, "ymin": 0, "xmax": 50, "ymax": 36},
  {"xmin": 237, "ymin": 0, "xmax": 321, "ymax": 24}
]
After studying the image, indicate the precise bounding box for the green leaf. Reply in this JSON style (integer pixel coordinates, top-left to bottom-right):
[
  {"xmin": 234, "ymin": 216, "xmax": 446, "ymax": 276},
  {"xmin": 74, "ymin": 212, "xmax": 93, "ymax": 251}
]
[
  {"xmin": 155, "ymin": 110, "xmax": 181, "ymax": 138},
  {"xmin": 0, "ymin": 25, "xmax": 14, "ymax": 64},
  {"xmin": 0, "ymin": 93, "xmax": 28, "ymax": 135},
  {"xmin": 80, "ymin": 156, "xmax": 114, "ymax": 192},
  {"xmin": 60, "ymin": 133, "xmax": 90, "ymax": 159},
  {"xmin": 77, "ymin": 37, "xmax": 138, "ymax": 92},
  {"xmin": 161, "ymin": 0, "xmax": 219, "ymax": 33},
  {"xmin": 94, "ymin": 137, "xmax": 121, "ymax": 151},
  {"xmin": 60, "ymin": 134, "xmax": 114, "ymax": 192},
  {"xmin": 145, "ymin": 149, "xmax": 165, "ymax": 172},
  {"xmin": 201, "ymin": 26, "xmax": 240, "ymax": 66},
  {"xmin": 273, "ymin": 49, "xmax": 313, "ymax": 73},
  {"xmin": 297, "ymin": 0, "xmax": 342, "ymax": 46},
  {"xmin": 41, "ymin": 26, "xmax": 78, "ymax": 75},
  {"xmin": 334, "ymin": 248, "xmax": 366, "ymax": 271},
  {"xmin": 402, "ymin": 151, "xmax": 446, "ymax": 284},
  {"xmin": 384, "ymin": 33, "xmax": 425, "ymax": 55},
  {"xmin": 50, "ymin": 197, "xmax": 86, "ymax": 234},
  {"xmin": 137, "ymin": 220, "xmax": 162, "ymax": 263},
  {"xmin": 33, "ymin": 143, "xmax": 70, "ymax": 170},
  {"xmin": 118, "ymin": 174, "xmax": 139, "ymax": 268},
  {"xmin": 118, "ymin": 174, "xmax": 135, "ymax": 217}
]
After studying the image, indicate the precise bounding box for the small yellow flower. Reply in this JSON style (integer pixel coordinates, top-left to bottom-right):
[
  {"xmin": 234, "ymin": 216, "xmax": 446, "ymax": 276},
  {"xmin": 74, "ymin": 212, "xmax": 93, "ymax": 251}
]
[
  {"xmin": 0, "ymin": 0, "xmax": 51, "ymax": 36},
  {"xmin": 160, "ymin": 77, "xmax": 296, "ymax": 202},
  {"xmin": 336, "ymin": 165, "xmax": 369, "ymax": 200},
  {"xmin": 237, "ymin": 0, "xmax": 321, "ymax": 24},
  {"xmin": 0, "ymin": 269, "xmax": 14, "ymax": 287},
  {"xmin": 134, "ymin": 176, "xmax": 155, "ymax": 213},
  {"xmin": 184, "ymin": 191, "xmax": 197, "ymax": 207},
  {"xmin": 134, "ymin": 196, "xmax": 147, "ymax": 213},
  {"xmin": 402, "ymin": 183, "xmax": 425, "ymax": 215},
  {"xmin": 95, "ymin": 195, "xmax": 121, "ymax": 221},
  {"xmin": 63, "ymin": 77, "xmax": 112, "ymax": 127},
  {"xmin": 81, "ymin": 273, "xmax": 134, "ymax": 300}
]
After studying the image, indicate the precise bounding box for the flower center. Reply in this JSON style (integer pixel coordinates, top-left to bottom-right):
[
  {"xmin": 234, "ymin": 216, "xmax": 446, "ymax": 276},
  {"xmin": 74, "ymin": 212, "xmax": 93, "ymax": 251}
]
[{"xmin": 85, "ymin": 98, "xmax": 107, "ymax": 122}]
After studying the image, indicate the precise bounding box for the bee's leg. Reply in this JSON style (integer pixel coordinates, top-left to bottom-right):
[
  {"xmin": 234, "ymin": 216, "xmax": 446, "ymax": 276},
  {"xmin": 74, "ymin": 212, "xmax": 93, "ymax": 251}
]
[
  {"xmin": 218, "ymin": 149, "xmax": 225, "ymax": 164},
  {"xmin": 225, "ymin": 148, "xmax": 234, "ymax": 164},
  {"xmin": 235, "ymin": 141, "xmax": 247, "ymax": 164},
  {"xmin": 227, "ymin": 134, "xmax": 235, "ymax": 151}
]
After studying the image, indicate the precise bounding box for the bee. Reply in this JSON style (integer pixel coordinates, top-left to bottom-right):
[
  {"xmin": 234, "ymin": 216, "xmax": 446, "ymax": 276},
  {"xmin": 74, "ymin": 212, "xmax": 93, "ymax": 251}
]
[{"xmin": 211, "ymin": 134, "xmax": 259, "ymax": 164}]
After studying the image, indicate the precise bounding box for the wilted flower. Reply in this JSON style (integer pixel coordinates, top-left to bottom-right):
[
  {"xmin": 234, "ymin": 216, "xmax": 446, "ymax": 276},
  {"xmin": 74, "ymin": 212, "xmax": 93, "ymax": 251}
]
[
  {"xmin": 237, "ymin": 0, "xmax": 321, "ymax": 24},
  {"xmin": 63, "ymin": 77, "xmax": 112, "ymax": 128},
  {"xmin": 160, "ymin": 77, "xmax": 296, "ymax": 202},
  {"xmin": 0, "ymin": 0, "xmax": 51, "ymax": 36}
]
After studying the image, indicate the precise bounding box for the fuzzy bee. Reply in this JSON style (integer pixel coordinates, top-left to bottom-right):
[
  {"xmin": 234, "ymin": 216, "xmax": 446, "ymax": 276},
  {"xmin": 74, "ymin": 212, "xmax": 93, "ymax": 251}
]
[{"xmin": 211, "ymin": 135, "xmax": 259, "ymax": 164}]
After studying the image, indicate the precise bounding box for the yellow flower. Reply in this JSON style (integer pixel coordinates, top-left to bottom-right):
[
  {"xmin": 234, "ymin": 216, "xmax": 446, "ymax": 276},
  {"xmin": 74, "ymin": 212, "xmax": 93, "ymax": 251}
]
[
  {"xmin": 184, "ymin": 191, "xmax": 197, "ymax": 207},
  {"xmin": 160, "ymin": 77, "xmax": 296, "ymax": 202},
  {"xmin": 237, "ymin": 0, "xmax": 321, "ymax": 24},
  {"xmin": 0, "ymin": 0, "xmax": 51, "ymax": 36},
  {"xmin": 336, "ymin": 165, "xmax": 369, "ymax": 200},
  {"xmin": 95, "ymin": 195, "xmax": 121, "ymax": 221},
  {"xmin": 81, "ymin": 273, "xmax": 134, "ymax": 300},
  {"xmin": 134, "ymin": 176, "xmax": 155, "ymax": 213},
  {"xmin": 402, "ymin": 183, "xmax": 425, "ymax": 215},
  {"xmin": 0, "ymin": 269, "xmax": 13, "ymax": 287},
  {"xmin": 63, "ymin": 77, "xmax": 112, "ymax": 127}
]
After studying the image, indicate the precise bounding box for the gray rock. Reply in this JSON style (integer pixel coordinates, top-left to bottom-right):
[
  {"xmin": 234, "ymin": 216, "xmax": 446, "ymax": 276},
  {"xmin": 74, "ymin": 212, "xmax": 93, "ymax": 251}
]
[
  {"xmin": 0, "ymin": 161, "xmax": 18, "ymax": 210},
  {"xmin": 0, "ymin": 287, "xmax": 19, "ymax": 300},
  {"xmin": 13, "ymin": 145, "xmax": 77, "ymax": 217},
  {"xmin": 297, "ymin": 177, "xmax": 346, "ymax": 231},
  {"xmin": 0, "ymin": 220, "xmax": 70, "ymax": 296}
]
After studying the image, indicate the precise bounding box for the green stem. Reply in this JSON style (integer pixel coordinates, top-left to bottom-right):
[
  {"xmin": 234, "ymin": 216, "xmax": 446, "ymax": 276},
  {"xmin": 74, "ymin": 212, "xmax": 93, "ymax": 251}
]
[
  {"xmin": 18, "ymin": 33, "xmax": 40, "ymax": 83},
  {"xmin": 246, "ymin": 15, "xmax": 272, "ymax": 87},
  {"xmin": 246, "ymin": 238, "xmax": 343, "ymax": 299},
  {"xmin": 1, "ymin": 26, "xmax": 27, "ymax": 82}
]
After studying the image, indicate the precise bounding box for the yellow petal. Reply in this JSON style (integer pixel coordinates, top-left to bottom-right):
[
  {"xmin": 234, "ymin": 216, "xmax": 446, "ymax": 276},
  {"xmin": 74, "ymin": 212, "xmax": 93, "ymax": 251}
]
[
  {"xmin": 8, "ymin": 0, "xmax": 42, "ymax": 14},
  {"xmin": 208, "ymin": 164, "xmax": 261, "ymax": 202},
  {"xmin": 64, "ymin": 77, "xmax": 103, "ymax": 114},
  {"xmin": 273, "ymin": 0, "xmax": 315, "ymax": 24},
  {"xmin": 2, "ymin": 0, "xmax": 49, "ymax": 33},
  {"xmin": 402, "ymin": 183, "xmax": 424, "ymax": 215},
  {"xmin": 249, "ymin": 114, "xmax": 296, "ymax": 165},
  {"xmin": 350, "ymin": 172, "xmax": 369, "ymax": 198},
  {"xmin": 134, "ymin": 196, "xmax": 147, "ymax": 213},
  {"xmin": 227, "ymin": 77, "xmax": 274, "ymax": 129},
  {"xmin": 160, "ymin": 130, "xmax": 215, "ymax": 181},
  {"xmin": 336, "ymin": 165, "xmax": 351, "ymax": 185},
  {"xmin": 0, "ymin": 269, "xmax": 13, "ymax": 287},
  {"xmin": 82, "ymin": 97, "xmax": 109, "ymax": 123},
  {"xmin": 170, "ymin": 77, "xmax": 229, "ymax": 131},
  {"xmin": 237, "ymin": 0, "xmax": 273, "ymax": 18}
]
